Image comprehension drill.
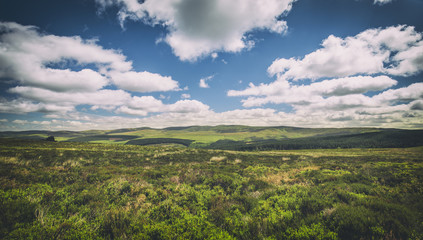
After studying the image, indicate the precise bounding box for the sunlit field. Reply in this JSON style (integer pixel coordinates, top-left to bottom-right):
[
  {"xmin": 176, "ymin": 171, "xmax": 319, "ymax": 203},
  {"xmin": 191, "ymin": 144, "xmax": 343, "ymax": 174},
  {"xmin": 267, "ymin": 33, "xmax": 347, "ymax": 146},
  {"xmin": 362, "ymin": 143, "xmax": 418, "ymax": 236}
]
[{"xmin": 1, "ymin": 139, "xmax": 422, "ymax": 239}]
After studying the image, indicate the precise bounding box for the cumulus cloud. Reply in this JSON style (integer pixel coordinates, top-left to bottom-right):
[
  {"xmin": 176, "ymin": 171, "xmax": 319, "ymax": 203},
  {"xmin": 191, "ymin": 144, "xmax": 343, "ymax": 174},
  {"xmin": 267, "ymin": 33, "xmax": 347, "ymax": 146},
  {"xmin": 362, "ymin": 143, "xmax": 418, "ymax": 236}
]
[
  {"xmin": 3, "ymin": 86, "xmax": 212, "ymax": 118},
  {"xmin": 199, "ymin": 75, "xmax": 214, "ymax": 88},
  {"xmin": 229, "ymin": 75, "xmax": 397, "ymax": 106},
  {"xmin": 181, "ymin": 93, "xmax": 191, "ymax": 99},
  {"xmin": 125, "ymin": 96, "xmax": 166, "ymax": 114},
  {"xmin": 374, "ymin": 0, "xmax": 393, "ymax": 5},
  {"xmin": 0, "ymin": 99, "xmax": 74, "ymax": 114},
  {"xmin": 0, "ymin": 21, "xmax": 179, "ymax": 93},
  {"xmin": 9, "ymin": 86, "xmax": 132, "ymax": 107},
  {"xmin": 96, "ymin": 0, "xmax": 296, "ymax": 61},
  {"xmin": 229, "ymin": 78, "xmax": 423, "ymax": 128},
  {"xmin": 373, "ymin": 83, "xmax": 423, "ymax": 103},
  {"xmin": 268, "ymin": 25, "xmax": 423, "ymax": 80},
  {"xmin": 0, "ymin": 21, "xmax": 215, "ymax": 123},
  {"xmin": 228, "ymin": 25, "xmax": 423, "ymax": 128},
  {"xmin": 109, "ymin": 71, "xmax": 179, "ymax": 92},
  {"xmin": 167, "ymin": 100, "xmax": 210, "ymax": 113},
  {"xmin": 116, "ymin": 96, "xmax": 210, "ymax": 116}
]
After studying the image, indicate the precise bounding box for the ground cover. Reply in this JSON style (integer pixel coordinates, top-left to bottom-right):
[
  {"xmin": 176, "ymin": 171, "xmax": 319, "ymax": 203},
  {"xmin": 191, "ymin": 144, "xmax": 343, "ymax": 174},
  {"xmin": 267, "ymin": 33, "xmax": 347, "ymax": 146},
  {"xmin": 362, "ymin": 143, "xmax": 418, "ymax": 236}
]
[{"xmin": 0, "ymin": 139, "xmax": 422, "ymax": 239}]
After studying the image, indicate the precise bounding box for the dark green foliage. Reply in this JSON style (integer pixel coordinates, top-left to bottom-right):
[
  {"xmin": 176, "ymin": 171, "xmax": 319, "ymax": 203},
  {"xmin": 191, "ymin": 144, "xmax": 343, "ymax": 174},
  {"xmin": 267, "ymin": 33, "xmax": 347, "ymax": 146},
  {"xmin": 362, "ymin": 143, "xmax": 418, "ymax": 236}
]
[
  {"xmin": 208, "ymin": 129, "xmax": 423, "ymax": 150},
  {"xmin": 45, "ymin": 136, "xmax": 56, "ymax": 142},
  {"xmin": 327, "ymin": 205, "xmax": 378, "ymax": 239},
  {"xmin": 0, "ymin": 139, "xmax": 422, "ymax": 239},
  {"xmin": 0, "ymin": 190, "xmax": 37, "ymax": 237}
]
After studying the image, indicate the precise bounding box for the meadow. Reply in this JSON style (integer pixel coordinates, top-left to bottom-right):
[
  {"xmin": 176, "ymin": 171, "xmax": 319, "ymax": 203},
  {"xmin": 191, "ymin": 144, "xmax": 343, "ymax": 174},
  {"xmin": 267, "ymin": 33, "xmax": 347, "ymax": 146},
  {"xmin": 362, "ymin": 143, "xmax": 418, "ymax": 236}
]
[{"xmin": 1, "ymin": 138, "xmax": 422, "ymax": 239}]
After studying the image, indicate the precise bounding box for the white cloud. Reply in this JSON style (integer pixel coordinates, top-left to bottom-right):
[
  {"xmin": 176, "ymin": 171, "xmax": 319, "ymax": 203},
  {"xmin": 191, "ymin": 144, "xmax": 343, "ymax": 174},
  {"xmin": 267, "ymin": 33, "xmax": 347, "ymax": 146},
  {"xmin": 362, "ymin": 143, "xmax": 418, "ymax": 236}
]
[
  {"xmin": 227, "ymin": 80, "xmax": 423, "ymax": 128},
  {"xmin": 9, "ymin": 86, "xmax": 132, "ymax": 107},
  {"xmin": 181, "ymin": 93, "xmax": 191, "ymax": 99},
  {"xmin": 268, "ymin": 25, "xmax": 423, "ymax": 81},
  {"xmin": 0, "ymin": 22, "xmax": 191, "ymax": 119},
  {"xmin": 5, "ymin": 84, "xmax": 212, "ymax": 117},
  {"xmin": 167, "ymin": 100, "xmax": 210, "ymax": 113},
  {"xmin": 199, "ymin": 80, "xmax": 209, "ymax": 88},
  {"xmin": 199, "ymin": 75, "xmax": 214, "ymax": 88},
  {"xmin": 0, "ymin": 99, "xmax": 74, "ymax": 114},
  {"xmin": 126, "ymin": 96, "xmax": 165, "ymax": 113},
  {"xmin": 12, "ymin": 119, "xmax": 29, "ymax": 125},
  {"xmin": 387, "ymin": 41, "xmax": 423, "ymax": 76},
  {"xmin": 116, "ymin": 96, "xmax": 210, "ymax": 116},
  {"xmin": 373, "ymin": 83, "xmax": 423, "ymax": 103},
  {"xmin": 95, "ymin": 0, "xmax": 296, "ymax": 61},
  {"xmin": 116, "ymin": 106, "xmax": 150, "ymax": 116},
  {"xmin": 0, "ymin": 23, "xmax": 131, "ymax": 72},
  {"xmin": 229, "ymin": 75, "xmax": 397, "ymax": 106},
  {"xmin": 109, "ymin": 71, "xmax": 180, "ymax": 92},
  {"xmin": 0, "ymin": 21, "xmax": 180, "ymax": 93},
  {"xmin": 0, "ymin": 22, "xmax": 125, "ymax": 92},
  {"xmin": 374, "ymin": 0, "xmax": 393, "ymax": 5},
  {"xmin": 227, "ymin": 25, "xmax": 423, "ymax": 129}
]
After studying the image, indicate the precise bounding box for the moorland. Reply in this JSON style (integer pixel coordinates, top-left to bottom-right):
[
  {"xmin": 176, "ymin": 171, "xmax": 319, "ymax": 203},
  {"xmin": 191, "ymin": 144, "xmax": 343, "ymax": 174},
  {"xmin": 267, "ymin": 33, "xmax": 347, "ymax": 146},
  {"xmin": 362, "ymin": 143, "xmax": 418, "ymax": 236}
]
[{"xmin": 0, "ymin": 126, "xmax": 422, "ymax": 239}]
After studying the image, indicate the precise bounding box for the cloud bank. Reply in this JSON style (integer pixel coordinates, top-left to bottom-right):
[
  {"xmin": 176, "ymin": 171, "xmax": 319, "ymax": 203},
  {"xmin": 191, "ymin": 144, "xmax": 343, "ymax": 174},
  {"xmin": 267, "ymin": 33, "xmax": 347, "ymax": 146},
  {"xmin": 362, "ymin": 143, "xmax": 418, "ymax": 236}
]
[
  {"xmin": 0, "ymin": 22, "xmax": 179, "ymax": 93},
  {"xmin": 96, "ymin": 0, "xmax": 296, "ymax": 61},
  {"xmin": 267, "ymin": 25, "xmax": 423, "ymax": 81},
  {"xmin": 0, "ymin": 22, "xmax": 203, "ymax": 118},
  {"xmin": 1, "ymin": 22, "xmax": 422, "ymax": 131},
  {"xmin": 228, "ymin": 25, "xmax": 423, "ymax": 128}
]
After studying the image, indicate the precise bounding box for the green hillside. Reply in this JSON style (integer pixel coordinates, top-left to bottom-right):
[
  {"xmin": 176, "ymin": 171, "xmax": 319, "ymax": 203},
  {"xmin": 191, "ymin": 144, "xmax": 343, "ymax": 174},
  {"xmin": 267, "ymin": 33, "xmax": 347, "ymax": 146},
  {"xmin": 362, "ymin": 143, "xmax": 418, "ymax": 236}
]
[
  {"xmin": 0, "ymin": 126, "xmax": 421, "ymax": 149},
  {"xmin": 208, "ymin": 129, "xmax": 423, "ymax": 150}
]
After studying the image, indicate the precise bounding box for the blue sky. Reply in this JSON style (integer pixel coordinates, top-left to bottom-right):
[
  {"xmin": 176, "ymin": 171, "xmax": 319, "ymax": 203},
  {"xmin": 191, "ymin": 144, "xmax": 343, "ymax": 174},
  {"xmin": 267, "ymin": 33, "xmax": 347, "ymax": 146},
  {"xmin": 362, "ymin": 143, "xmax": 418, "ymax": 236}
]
[{"xmin": 0, "ymin": 0, "xmax": 422, "ymax": 130}]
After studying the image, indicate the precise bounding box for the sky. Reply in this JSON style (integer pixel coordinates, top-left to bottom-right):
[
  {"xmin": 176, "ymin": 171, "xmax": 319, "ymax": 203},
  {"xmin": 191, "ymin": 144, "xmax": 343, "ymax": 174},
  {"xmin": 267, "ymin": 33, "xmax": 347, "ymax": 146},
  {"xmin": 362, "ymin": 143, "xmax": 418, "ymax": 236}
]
[{"xmin": 0, "ymin": 0, "xmax": 422, "ymax": 131}]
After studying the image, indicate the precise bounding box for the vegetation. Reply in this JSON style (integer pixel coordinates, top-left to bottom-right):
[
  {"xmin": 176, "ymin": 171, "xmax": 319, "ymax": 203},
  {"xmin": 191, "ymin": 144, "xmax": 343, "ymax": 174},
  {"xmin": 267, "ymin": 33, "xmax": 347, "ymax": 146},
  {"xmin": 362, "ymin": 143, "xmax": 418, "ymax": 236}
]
[
  {"xmin": 1, "ymin": 138, "xmax": 422, "ymax": 239},
  {"xmin": 208, "ymin": 129, "xmax": 423, "ymax": 150},
  {"xmin": 1, "ymin": 126, "xmax": 422, "ymax": 150},
  {"xmin": 45, "ymin": 136, "xmax": 56, "ymax": 142}
]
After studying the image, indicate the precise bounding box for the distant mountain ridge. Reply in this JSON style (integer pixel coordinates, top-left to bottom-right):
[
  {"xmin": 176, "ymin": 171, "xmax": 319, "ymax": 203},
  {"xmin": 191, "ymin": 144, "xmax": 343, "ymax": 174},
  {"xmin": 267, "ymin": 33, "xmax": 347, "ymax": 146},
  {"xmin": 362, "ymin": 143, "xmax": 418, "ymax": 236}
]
[{"xmin": 1, "ymin": 125, "xmax": 422, "ymax": 150}]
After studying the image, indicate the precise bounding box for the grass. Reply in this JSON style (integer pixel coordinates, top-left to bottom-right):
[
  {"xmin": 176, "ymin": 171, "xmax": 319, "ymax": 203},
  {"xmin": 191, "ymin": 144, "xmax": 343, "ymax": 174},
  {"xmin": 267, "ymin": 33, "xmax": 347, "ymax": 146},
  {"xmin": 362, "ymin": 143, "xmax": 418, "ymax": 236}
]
[{"xmin": 0, "ymin": 138, "xmax": 422, "ymax": 239}]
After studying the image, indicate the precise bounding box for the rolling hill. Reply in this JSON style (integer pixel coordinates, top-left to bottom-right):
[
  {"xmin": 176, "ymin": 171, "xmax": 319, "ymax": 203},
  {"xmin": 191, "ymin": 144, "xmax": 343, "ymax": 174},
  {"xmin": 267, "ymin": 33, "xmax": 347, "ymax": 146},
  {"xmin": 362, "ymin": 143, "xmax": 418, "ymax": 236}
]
[{"xmin": 1, "ymin": 125, "xmax": 422, "ymax": 150}]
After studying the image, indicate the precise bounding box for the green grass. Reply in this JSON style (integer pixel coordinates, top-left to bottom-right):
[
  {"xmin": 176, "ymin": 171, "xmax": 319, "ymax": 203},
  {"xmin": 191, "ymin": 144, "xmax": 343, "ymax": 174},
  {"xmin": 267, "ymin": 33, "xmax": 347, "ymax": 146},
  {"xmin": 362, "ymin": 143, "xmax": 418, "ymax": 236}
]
[{"xmin": 0, "ymin": 138, "xmax": 422, "ymax": 239}]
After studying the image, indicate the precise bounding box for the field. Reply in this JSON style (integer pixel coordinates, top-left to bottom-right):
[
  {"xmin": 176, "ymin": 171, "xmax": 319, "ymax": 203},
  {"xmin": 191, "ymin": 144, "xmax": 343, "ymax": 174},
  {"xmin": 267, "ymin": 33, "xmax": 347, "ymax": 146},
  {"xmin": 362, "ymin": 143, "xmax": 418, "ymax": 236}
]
[{"xmin": 1, "ymin": 138, "xmax": 423, "ymax": 239}]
